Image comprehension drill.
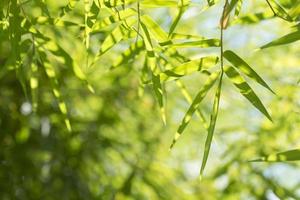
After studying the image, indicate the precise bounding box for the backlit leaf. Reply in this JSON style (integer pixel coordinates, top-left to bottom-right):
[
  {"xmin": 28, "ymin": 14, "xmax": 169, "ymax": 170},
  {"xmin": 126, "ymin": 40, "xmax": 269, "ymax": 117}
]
[
  {"xmin": 170, "ymin": 72, "xmax": 219, "ymax": 149},
  {"xmin": 224, "ymin": 50, "xmax": 274, "ymax": 93},
  {"xmin": 224, "ymin": 65, "xmax": 272, "ymax": 121},
  {"xmin": 260, "ymin": 30, "xmax": 300, "ymax": 49},
  {"xmin": 251, "ymin": 149, "xmax": 300, "ymax": 162},
  {"xmin": 200, "ymin": 73, "xmax": 222, "ymax": 178}
]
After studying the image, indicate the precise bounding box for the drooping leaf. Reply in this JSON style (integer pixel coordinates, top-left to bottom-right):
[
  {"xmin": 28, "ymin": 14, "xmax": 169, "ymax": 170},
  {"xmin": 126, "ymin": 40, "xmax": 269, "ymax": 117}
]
[
  {"xmin": 175, "ymin": 80, "xmax": 208, "ymax": 130},
  {"xmin": 200, "ymin": 73, "xmax": 222, "ymax": 178},
  {"xmin": 30, "ymin": 61, "xmax": 39, "ymax": 112},
  {"xmin": 169, "ymin": 72, "xmax": 219, "ymax": 149},
  {"xmin": 224, "ymin": 65, "xmax": 272, "ymax": 121},
  {"xmin": 234, "ymin": 0, "xmax": 243, "ymax": 18},
  {"xmin": 251, "ymin": 149, "xmax": 300, "ymax": 162},
  {"xmin": 224, "ymin": 50, "xmax": 274, "ymax": 93},
  {"xmin": 110, "ymin": 41, "xmax": 145, "ymax": 69},
  {"xmin": 260, "ymin": 30, "xmax": 300, "ymax": 49},
  {"xmin": 38, "ymin": 51, "xmax": 72, "ymax": 132},
  {"xmin": 152, "ymin": 73, "xmax": 166, "ymax": 125},
  {"xmin": 266, "ymin": 0, "xmax": 293, "ymax": 22}
]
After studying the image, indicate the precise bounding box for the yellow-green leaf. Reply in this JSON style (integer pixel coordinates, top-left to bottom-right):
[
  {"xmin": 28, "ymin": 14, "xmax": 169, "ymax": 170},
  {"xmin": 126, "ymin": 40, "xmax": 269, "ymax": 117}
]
[
  {"xmin": 200, "ymin": 73, "xmax": 222, "ymax": 178},
  {"xmin": 260, "ymin": 30, "xmax": 300, "ymax": 49},
  {"xmin": 224, "ymin": 65, "xmax": 272, "ymax": 121},
  {"xmin": 224, "ymin": 50, "xmax": 274, "ymax": 93},
  {"xmin": 169, "ymin": 72, "xmax": 219, "ymax": 149},
  {"xmin": 251, "ymin": 149, "xmax": 300, "ymax": 162}
]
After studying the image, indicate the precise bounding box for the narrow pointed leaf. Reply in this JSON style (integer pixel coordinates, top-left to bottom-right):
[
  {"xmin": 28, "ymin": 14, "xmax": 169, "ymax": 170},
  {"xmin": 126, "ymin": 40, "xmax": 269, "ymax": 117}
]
[
  {"xmin": 224, "ymin": 50, "xmax": 274, "ymax": 93},
  {"xmin": 266, "ymin": 0, "xmax": 293, "ymax": 21},
  {"xmin": 91, "ymin": 8, "xmax": 136, "ymax": 32},
  {"xmin": 160, "ymin": 56, "xmax": 219, "ymax": 82},
  {"xmin": 260, "ymin": 30, "xmax": 300, "ymax": 49},
  {"xmin": 30, "ymin": 61, "xmax": 39, "ymax": 112},
  {"xmin": 141, "ymin": 0, "xmax": 178, "ymax": 7},
  {"xmin": 251, "ymin": 149, "xmax": 300, "ymax": 162},
  {"xmin": 152, "ymin": 73, "xmax": 166, "ymax": 125},
  {"xmin": 110, "ymin": 41, "xmax": 145, "ymax": 69},
  {"xmin": 39, "ymin": 52, "xmax": 72, "ymax": 132},
  {"xmin": 170, "ymin": 72, "xmax": 219, "ymax": 149},
  {"xmin": 176, "ymin": 80, "xmax": 208, "ymax": 130},
  {"xmin": 171, "ymin": 39, "xmax": 220, "ymax": 48},
  {"xmin": 224, "ymin": 65, "xmax": 272, "ymax": 121},
  {"xmin": 200, "ymin": 74, "xmax": 222, "ymax": 178},
  {"xmin": 231, "ymin": 11, "xmax": 274, "ymax": 25},
  {"xmin": 140, "ymin": 15, "xmax": 172, "ymax": 45}
]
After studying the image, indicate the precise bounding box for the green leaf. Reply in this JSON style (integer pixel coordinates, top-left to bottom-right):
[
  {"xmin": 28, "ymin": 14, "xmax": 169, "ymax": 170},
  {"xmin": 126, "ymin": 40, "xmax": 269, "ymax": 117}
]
[
  {"xmin": 110, "ymin": 41, "xmax": 145, "ymax": 69},
  {"xmin": 266, "ymin": 0, "xmax": 293, "ymax": 22},
  {"xmin": 171, "ymin": 39, "xmax": 220, "ymax": 48},
  {"xmin": 103, "ymin": 0, "xmax": 137, "ymax": 7},
  {"xmin": 200, "ymin": 73, "xmax": 222, "ymax": 179},
  {"xmin": 39, "ymin": 51, "xmax": 72, "ymax": 132},
  {"xmin": 91, "ymin": 8, "xmax": 136, "ymax": 32},
  {"xmin": 30, "ymin": 61, "xmax": 39, "ymax": 112},
  {"xmin": 260, "ymin": 30, "xmax": 300, "ymax": 49},
  {"xmin": 251, "ymin": 149, "xmax": 300, "ymax": 162},
  {"xmin": 160, "ymin": 56, "xmax": 219, "ymax": 82},
  {"xmin": 231, "ymin": 11, "xmax": 274, "ymax": 25},
  {"xmin": 141, "ymin": 0, "xmax": 178, "ymax": 7},
  {"xmin": 234, "ymin": 0, "xmax": 243, "ymax": 18},
  {"xmin": 207, "ymin": 0, "xmax": 216, "ymax": 6},
  {"xmin": 175, "ymin": 80, "xmax": 208, "ymax": 130},
  {"xmin": 58, "ymin": 0, "xmax": 80, "ymax": 19},
  {"xmin": 169, "ymin": 72, "xmax": 219, "ymax": 149},
  {"xmin": 152, "ymin": 73, "xmax": 166, "ymax": 125},
  {"xmin": 224, "ymin": 65, "xmax": 272, "ymax": 121},
  {"xmin": 224, "ymin": 50, "xmax": 274, "ymax": 93},
  {"xmin": 169, "ymin": 33, "xmax": 205, "ymax": 40},
  {"xmin": 168, "ymin": 0, "xmax": 190, "ymax": 36},
  {"xmin": 140, "ymin": 15, "xmax": 172, "ymax": 45}
]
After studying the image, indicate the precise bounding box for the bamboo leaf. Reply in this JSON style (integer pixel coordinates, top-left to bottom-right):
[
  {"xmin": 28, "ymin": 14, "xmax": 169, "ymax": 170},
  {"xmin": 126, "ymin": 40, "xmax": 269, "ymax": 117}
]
[
  {"xmin": 170, "ymin": 72, "xmax": 219, "ymax": 149},
  {"xmin": 224, "ymin": 65, "xmax": 272, "ymax": 121},
  {"xmin": 91, "ymin": 8, "xmax": 136, "ymax": 32},
  {"xmin": 110, "ymin": 41, "xmax": 145, "ymax": 69},
  {"xmin": 231, "ymin": 11, "xmax": 274, "ymax": 25},
  {"xmin": 141, "ymin": 0, "xmax": 178, "ymax": 7},
  {"xmin": 175, "ymin": 80, "xmax": 208, "ymax": 130},
  {"xmin": 266, "ymin": 0, "xmax": 293, "ymax": 22},
  {"xmin": 30, "ymin": 61, "xmax": 39, "ymax": 112},
  {"xmin": 160, "ymin": 56, "xmax": 219, "ymax": 82},
  {"xmin": 234, "ymin": 0, "xmax": 243, "ymax": 18},
  {"xmin": 260, "ymin": 30, "xmax": 300, "ymax": 49},
  {"xmin": 200, "ymin": 73, "xmax": 222, "ymax": 179},
  {"xmin": 140, "ymin": 15, "xmax": 172, "ymax": 45},
  {"xmin": 224, "ymin": 50, "xmax": 274, "ymax": 93},
  {"xmin": 171, "ymin": 39, "xmax": 220, "ymax": 48},
  {"xmin": 58, "ymin": 0, "xmax": 80, "ymax": 19},
  {"xmin": 168, "ymin": 0, "xmax": 190, "ymax": 36},
  {"xmin": 251, "ymin": 149, "xmax": 300, "ymax": 162},
  {"xmin": 152, "ymin": 73, "xmax": 166, "ymax": 125},
  {"xmin": 39, "ymin": 51, "xmax": 72, "ymax": 132}
]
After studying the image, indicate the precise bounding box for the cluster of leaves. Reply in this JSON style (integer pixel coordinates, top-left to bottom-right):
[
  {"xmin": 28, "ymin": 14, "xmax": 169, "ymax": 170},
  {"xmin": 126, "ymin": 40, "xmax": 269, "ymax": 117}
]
[{"xmin": 0, "ymin": 0, "xmax": 300, "ymax": 181}]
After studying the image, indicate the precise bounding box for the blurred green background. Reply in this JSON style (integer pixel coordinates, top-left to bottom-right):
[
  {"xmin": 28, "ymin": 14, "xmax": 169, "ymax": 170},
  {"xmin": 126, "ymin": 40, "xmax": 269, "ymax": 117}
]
[{"xmin": 0, "ymin": 0, "xmax": 300, "ymax": 199}]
